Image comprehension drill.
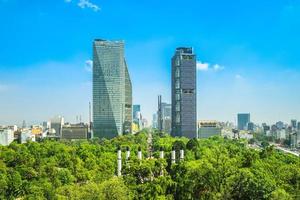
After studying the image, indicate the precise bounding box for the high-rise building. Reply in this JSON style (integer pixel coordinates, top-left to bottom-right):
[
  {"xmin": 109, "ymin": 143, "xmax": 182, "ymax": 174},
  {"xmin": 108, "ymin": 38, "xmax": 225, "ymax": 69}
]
[
  {"xmin": 152, "ymin": 113, "xmax": 158, "ymax": 129},
  {"xmin": 291, "ymin": 119, "xmax": 297, "ymax": 129},
  {"xmin": 93, "ymin": 39, "xmax": 132, "ymax": 138},
  {"xmin": 50, "ymin": 116, "xmax": 64, "ymax": 137},
  {"xmin": 171, "ymin": 47, "xmax": 197, "ymax": 138},
  {"xmin": 297, "ymin": 122, "xmax": 300, "ymax": 130},
  {"xmin": 161, "ymin": 102, "xmax": 172, "ymax": 134},
  {"xmin": 133, "ymin": 105, "xmax": 141, "ymax": 119},
  {"xmin": 237, "ymin": 113, "xmax": 250, "ymax": 130},
  {"xmin": 132, "ymin": 104, "xmax": 142, "ymax": 129},
  {"xmin": 247, "ymin": 122, "xmax": 254, "ymax": 131},
  {"xmin": 276, "ymin": 121, "xmax": 284, "ymax": 130}
]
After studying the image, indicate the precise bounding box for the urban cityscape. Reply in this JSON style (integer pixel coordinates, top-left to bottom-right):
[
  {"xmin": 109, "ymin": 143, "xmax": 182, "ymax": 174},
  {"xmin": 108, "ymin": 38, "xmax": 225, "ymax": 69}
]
[{"xmin": 1, "ymin": 0, "xmax": 300, "ymax": 199}]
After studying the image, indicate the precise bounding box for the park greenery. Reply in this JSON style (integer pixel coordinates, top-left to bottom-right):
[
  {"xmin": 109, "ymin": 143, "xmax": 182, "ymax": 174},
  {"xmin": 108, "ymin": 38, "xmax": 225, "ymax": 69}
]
[{"xmin": 0, "ymin": 129, "xmax": 299, "ymax": 199}]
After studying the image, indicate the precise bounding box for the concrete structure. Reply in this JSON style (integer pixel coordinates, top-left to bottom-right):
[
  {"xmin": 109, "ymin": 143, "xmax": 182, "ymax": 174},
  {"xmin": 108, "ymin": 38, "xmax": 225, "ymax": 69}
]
[
  {"xmin": 171, "ymin": 47, "xmax": 197, "ymax": 138},
  {"xmin": 237, "ymin": 113, "xmax": 250, "ymax": 130},
  {"xmin": 61, "ymin": 124, "xmax": 88, "ymax": 140},
  {"xmin": 157, "ymin": 97, "xmax": 172, "ymax": 134},
  {"xmin": 247, "ymin": 122, "xmax": 254, "ymax": 131},
  {"xmin": 171, "ymin": 147, "xmax": 176, "ymax": 164},
  {"xmin": 0, "ymin": 129, "xmax": 14, "ymax": 146},
  {"xmin": 93, "ymin": 39, "xmax": 132, "ymax": 138},
  {"xmin": 137, "ymin": 147, "xmax": 142, "ymax": 160},
  {"xmin": 117, "ymin": 147, "xmax": 122, "ymax": 176},
  {"xmin": 276, "ymin": 121, "xmax": 284, "ymax": 130},
  {"xmin": 133, "ymin": 105, "xmax": 141, "ymax": 120},
  {"xmin": 133, "ymin": 105, "xmax": 143, "ymax": 131},
  {"xmin": 50, "ymin": 116, "xmax": 64, "ymax": 137},
  {"xmin": 198, "ymin": 120, "xmax": 222, "ymax": 138},
  {"xmin": 152, "ymin": 113, "xmax": 158, "ymax": 129},
  {"xmin": 291, "ymin": 119, "xmax": 297, "ymax": 130},
  {"xmin": 20, "ymin": 130, "xmax": 35, "ymax": 143}
]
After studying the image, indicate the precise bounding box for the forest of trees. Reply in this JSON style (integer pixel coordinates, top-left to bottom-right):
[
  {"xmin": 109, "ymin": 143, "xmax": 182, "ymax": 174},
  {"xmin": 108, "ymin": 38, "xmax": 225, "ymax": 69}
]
[{"xmin": 0, "ymin": 130, "xmax": 299, "ymax": 199}]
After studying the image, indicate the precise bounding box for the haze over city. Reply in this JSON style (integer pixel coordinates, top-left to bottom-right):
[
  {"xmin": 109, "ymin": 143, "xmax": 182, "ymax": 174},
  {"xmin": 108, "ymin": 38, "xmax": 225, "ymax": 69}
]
[{"xmin": 1, "ymin": 0, "xmax": 300, "ymax": 125}]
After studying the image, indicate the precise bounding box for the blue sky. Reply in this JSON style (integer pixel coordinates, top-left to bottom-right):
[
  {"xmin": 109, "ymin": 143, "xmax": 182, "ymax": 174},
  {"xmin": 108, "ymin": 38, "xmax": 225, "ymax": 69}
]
[{"xmin": 1, "ymin": 0, "xmax": 300, "ymax": 125}]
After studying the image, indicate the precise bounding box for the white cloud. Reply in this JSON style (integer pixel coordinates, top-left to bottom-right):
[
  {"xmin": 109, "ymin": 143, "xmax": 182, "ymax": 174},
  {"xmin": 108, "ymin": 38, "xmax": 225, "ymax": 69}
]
[
  {"xmin": 197, "ymin": 61, "xmax": 225, "ymax": 72},
  {"xmin": 212, "ymin": 64, "xmax": 225, "ymax": 71},
  {"xmin": 235, "ymin": 74, "xmax": 243, "ymax": 79},
  {"xmin": 196, "ymin": 61, "xmax": 209, "ymax": 71},
  {"xmin": 78, "ymin": 0, "xmax": 100, "ymax": 12},
  {"xmin": 64, "ymin": 0, "xmax": 100, "ymax": 12},
  {"xmin": 84, "ymin": 60, "xmax": 93, "ymax": 72}
]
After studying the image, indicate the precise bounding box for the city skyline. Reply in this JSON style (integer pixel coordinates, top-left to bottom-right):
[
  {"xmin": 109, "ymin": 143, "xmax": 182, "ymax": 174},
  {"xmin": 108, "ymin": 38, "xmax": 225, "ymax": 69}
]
[{"xmin": 1, "ymin": 0, "xmax": 300, "ymax": 125}]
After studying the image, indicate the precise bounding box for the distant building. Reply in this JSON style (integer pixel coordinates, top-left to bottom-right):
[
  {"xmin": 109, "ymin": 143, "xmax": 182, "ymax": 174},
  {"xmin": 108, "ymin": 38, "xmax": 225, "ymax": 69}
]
[
  {"xmin": 61, "ymin": 124, "xmax": 88, "ymax": 140},
  {"xmin": 198, "ymin": 120, "xmax": 221, "ymax": 138},
  {"xmin": 133, "ymin": 105, "xmax": 141, "ymax": 119},
  {"xmin": 0, "ymin": 129, "xmax": 14, "ymax": 146},
  {"xmin": 93, "ymin": 39, "xmax": 132, "ymax": 138},
  {"xmin": 161, "ymin": 103, "xmax": 171, "ymax": 134},
  {"xmin": 132, "ymin": 105, "xmax": 143, "ymax": 130},
  {"xmin": 291, "ymin": 119, "xmax": 297, "ymax": 130},
  {"xmin": 142, "ymin": 118, "xmax": 148, "ymax": 128},
  {"xmin": 50, "ymin": 116, "xmax": 64, "ymax": 138},
  {"xmin": 171, "ymin": 47, "xmax": 197, "ymax": 138},
  {"xmin": 157, "ymin": 95, "xmax": 172, "ymax": 133},
  {"xmin": 21, "ymin": 130, "xmax": 35, "ymax": 143},
  {"xmin": 42, "ymin": 121, "xmax": 50, "ymax": 130},
  {"xmin": 31, "ymin": 125, "xmax": 43, "ymax": 135},
  {"xmin": 7, "ymin": 125, "xmax": 18, "ymax": 132},
  {"xmin": 237, "ymin": 113, "xmax": 250, "ymax": 130},
  {"xmin": 262, "ymin": 123, "xmax": 270, "ymax": 134},
  {"xmin": 152, "ymin": 113, "xmax": 158, "ymax": 129},
  {"xmin": 247, "ymin": 122, "xmax": 254, "ymax": 131},
  {"xmin": 276, "ymin": 121, "xmax": 284, "ymax": 130}
]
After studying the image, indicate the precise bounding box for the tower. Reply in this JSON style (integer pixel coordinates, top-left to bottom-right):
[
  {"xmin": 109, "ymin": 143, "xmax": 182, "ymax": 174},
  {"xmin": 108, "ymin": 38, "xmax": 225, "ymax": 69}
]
[
  {"xmin": 171, "ymin": 47, "xmax": 197, "ymax": 138},
  {"xmin": 93, "ymin": 39, "xmax": 132, "ymax": 138}
]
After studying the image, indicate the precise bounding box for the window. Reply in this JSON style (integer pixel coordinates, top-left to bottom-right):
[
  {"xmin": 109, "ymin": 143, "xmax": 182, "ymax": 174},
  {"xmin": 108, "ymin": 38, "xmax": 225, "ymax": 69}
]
[
  {"xmin": 176, "ymin": 113, "xmax": 180, "ymax": 123},
  {"xmin": 175, "ymin": 93, "xmax": 180, "ymax": 101},
  {"xmin": 175, "ymin": 80, "xmax": 180, "ymax": 89},
  {"xmin": 176, "ymin": 57, "xmax": 180, "ymax": 66},
  {"xmin": 175, "ymin": 67, "xmax": 180, "ymax": 78},
  {"xmin": 176, "ymin": 103, "xmax": 180, "ymax": 111}
]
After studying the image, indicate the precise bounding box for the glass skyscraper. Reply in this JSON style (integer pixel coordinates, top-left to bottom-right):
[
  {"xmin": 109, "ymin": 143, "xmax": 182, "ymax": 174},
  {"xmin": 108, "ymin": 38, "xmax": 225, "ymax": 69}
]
[
  {"xmin": 93, "ymin": 39, "xmax": 132, "ymax": 139},
  {"xmin": 237, "ymin": 113, "xmax": 250, "ymax": 130},
  {"xmin": 171, "ymin": 47, "xmax": 197, "ymax": 138}
]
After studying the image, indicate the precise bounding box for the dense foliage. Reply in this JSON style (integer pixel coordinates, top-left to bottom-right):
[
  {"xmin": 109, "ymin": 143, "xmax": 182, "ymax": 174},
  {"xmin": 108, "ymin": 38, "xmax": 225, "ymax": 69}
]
[{"xmin": 0, "ymin": 129, "xmax": 299, "ymax": 199}]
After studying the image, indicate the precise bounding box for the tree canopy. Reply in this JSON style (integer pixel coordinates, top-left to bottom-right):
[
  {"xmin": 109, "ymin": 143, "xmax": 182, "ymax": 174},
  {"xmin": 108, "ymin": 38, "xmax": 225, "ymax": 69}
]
[{"xmin": 0, "ymin": 130, "xmax": 299, "ymax": 199}]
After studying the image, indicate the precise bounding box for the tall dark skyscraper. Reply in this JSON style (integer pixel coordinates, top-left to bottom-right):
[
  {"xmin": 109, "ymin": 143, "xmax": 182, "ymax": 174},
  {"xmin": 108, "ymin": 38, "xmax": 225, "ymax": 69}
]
[
  {"xmin": 237, "ymin": 113, "xmax": 250, "ymax": 130},
  {"xmin": 93, "ymin": 39, "xmax": 132, "ymax": 139},
  {"xmin": 171, "ymin": 47, "xmax": 197, "ymax": 138}
]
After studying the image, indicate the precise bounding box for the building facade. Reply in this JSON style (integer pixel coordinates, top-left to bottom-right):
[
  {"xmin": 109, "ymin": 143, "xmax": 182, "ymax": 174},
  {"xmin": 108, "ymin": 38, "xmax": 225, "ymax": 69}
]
[
  {"xmin": 198, "ymin": 120, "xmax": 221, "ymax": 138},
  {"xmin": 171, "ymin": 47, "xmax": 197, "ymax": 138},
  {"xmin": 93, "ymin": 39, "xmax": 132, "ymax": 138},
  {"xmin": 0, "ymin": 129, "xmax": 14, "ymax": 146},
  {"xmin": 237, "ymin": 113, "xmax": 250, "ymax": 130},
  {"xmin": 50, "ymin": 116, "xmax": 64, "ymax": 137},
  {"xmin": 61, "ymin": 124, "xmax": 88, "ymax": 140}
]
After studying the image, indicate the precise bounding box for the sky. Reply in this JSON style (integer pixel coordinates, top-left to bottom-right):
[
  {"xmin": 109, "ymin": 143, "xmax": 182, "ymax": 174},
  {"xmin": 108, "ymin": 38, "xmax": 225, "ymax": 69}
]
[{"xmin": 1, "ymin": 0, "xmax": 300, "ymax": 126}]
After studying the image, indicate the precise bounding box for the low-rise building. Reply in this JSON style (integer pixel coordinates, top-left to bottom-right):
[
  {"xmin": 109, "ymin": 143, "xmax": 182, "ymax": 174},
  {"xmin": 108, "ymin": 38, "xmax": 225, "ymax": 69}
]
[
  {"xmin": 61, "ymin": 123, "xmax": 88, "ymax": 140},
  {"xmin": 0, "ymin": 129, "xmax": 14, "ymax": 146},
  {"xmin": 21, "ymin": 130, "xmax": 35, "ymax": 143},
  {"xmin": 198, "ymin": 120, "xmax": 222, "ymax": 139}
]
